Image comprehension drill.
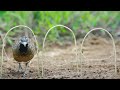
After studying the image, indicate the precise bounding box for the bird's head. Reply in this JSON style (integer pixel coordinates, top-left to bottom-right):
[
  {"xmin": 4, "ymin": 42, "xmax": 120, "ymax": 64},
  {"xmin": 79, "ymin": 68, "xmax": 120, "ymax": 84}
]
[
  {"xmin": 19, "ymin": 36, "xmax": 29, "ymax": 47},
  {"xmin": 19, "ymin": 36, "xmax": 29, "ymax": 53}
]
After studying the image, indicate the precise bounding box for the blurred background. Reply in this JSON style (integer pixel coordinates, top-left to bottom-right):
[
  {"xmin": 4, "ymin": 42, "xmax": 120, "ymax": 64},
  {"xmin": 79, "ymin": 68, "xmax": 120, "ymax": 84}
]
[
  {"xmin": 0, "ymin": 11, "xmax": 120, "ymax": 49},
  {"xmin": 1, "ymin": 11, "xmax": 120, "ymax": 79}
]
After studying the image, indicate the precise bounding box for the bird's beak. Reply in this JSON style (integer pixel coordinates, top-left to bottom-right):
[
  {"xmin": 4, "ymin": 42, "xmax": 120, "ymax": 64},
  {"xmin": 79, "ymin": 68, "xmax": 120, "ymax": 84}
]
[{"xmin": 22, "ymin": 42, "xmax": 27, "ymax": 47}]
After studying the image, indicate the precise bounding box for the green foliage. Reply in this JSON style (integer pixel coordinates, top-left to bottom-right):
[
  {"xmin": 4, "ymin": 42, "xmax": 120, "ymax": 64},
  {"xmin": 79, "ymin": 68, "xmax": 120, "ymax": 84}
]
[
  {"xmin": 0, "ymin": 11, "xmax": 6, "ymax": 17},
  {"xmin": 0, "ymin": 11, "xmax": 120, "ymax": 46}
]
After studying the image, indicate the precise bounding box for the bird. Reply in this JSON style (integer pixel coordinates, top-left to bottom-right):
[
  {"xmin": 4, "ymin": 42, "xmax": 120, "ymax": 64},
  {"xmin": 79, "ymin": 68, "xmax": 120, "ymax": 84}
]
[{"xmin": 12, "ymin": 36, "xmax": 35, "ymax": 78}]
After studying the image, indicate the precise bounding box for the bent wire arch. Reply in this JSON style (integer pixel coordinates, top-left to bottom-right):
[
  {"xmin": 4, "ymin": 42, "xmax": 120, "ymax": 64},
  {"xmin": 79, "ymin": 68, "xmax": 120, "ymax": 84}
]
[
  {"xmin": 1, "ymin": 25, "xmax": 40, "ymax": 79},
  {"xmin": 42, "ymin": 25, "xmax": 78, "ymax": 78},
  {"xmin": 80, "ymin": 28, "xmax": 117, "ymax": 78},
  {"xmin": 0, "ymin": 34, "xmax": 10, "ymax": 61}
]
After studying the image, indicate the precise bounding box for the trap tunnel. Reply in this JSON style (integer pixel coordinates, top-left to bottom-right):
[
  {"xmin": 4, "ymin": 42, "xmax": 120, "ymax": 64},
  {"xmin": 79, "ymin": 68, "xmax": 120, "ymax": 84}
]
[
  {"xmin": 80, "ymin": 28, "xmax": 117, "ymax": 78},
  {"xmin": 42, "ymin": 25, "xmax": 79, "ymax": 79},
  {"xmin": 0, "ymin": 25, "xmax": 40, "ymax": 79}
]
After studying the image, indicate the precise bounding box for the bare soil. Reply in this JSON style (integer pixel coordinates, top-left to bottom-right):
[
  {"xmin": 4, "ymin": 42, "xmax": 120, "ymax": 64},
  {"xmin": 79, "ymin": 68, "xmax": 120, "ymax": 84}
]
[{"xmin": 1, "ymin": 36, "xmax": 120, "ymax": 79}]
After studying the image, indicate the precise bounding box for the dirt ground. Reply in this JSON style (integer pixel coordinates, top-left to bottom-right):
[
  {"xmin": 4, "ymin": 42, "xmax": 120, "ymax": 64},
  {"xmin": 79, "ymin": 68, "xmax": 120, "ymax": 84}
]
[{"xmin": 1, "ymin": 36, "xmax": 120, "ymax": 79}]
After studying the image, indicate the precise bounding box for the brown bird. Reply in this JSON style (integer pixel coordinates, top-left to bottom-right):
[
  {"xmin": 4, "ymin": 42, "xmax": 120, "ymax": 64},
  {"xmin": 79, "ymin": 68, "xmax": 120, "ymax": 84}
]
[{"xmin": 12, "ymin": 36, "xmax": 35, "ymax": 78}]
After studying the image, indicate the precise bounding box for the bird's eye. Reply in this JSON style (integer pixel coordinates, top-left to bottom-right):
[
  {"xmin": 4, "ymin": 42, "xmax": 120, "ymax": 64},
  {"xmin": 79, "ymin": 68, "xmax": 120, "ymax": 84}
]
[{"xmin": 26, "ymin": 44, "xmax": 28, "ymax": 47}]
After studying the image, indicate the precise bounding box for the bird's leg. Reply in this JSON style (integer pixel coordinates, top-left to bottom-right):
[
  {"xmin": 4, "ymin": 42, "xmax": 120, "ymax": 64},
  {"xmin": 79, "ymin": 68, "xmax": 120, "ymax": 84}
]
[
  {"xmin": 18, "ymin": 63, "xmax": 23, "ymax": 72},
  {"xmin": 23, "ymin": 61, "xmax": 30, "ymax": 78}
]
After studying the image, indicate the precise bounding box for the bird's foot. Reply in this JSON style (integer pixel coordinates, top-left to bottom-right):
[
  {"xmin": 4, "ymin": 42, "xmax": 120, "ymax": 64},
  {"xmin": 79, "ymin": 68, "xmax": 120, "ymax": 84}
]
[
  {"xmin": 22, "ymin": 70, "xmax": 29, "ymax": 79},
  {"xmin": 17, "ymin": 68, "xmax": 23, "ymax": 73},
  {"xmin": 22, "ymin": 62, "xmax": 30, "ymax": 79}
]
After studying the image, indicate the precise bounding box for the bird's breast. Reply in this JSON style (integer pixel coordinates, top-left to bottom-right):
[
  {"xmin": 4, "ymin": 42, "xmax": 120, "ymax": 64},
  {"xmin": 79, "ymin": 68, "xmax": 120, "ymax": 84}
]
[{"xmin": 13, "ymin": 51, "xmax": 34, "ymax": 62}]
